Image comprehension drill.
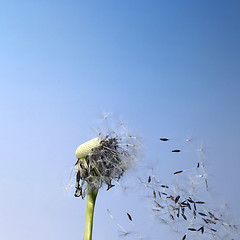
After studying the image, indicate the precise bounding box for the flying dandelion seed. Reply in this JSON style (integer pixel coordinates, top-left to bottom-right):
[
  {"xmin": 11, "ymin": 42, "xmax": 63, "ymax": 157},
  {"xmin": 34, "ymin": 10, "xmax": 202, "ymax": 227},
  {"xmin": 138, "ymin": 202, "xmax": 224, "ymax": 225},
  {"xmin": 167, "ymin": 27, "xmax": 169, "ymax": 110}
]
[
  {"xmin": 107, "ymin": 209, "xmax": 129, "ymax": 236},
  {"xmin": 127, "ymin": 213, "xmax": 133, "ymax": 222},
  {"xmin": 160, "ymin": 138, "xmax": 169, "ymax": 141},
  {"xmin": 172, "ymin": 149, "xmax": 181, "ymax": 153},
  {"xmin": 174, "ymin": 170, "xmax": 184, "ymax": 175}
]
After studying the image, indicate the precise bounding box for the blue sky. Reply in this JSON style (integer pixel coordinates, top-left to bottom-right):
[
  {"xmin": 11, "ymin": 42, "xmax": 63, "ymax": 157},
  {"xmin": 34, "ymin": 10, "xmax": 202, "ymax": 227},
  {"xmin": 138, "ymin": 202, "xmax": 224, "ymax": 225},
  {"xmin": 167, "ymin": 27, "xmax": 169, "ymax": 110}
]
[{"xmin": 0, "ymin": 1, "xmax": 240, "ymax": 239}]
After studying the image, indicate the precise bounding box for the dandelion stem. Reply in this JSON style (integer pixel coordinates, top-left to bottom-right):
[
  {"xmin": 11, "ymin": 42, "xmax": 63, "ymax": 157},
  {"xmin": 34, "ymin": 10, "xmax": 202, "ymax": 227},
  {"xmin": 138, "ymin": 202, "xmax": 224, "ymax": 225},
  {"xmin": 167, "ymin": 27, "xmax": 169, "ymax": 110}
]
[{"xmin": 83, "ymin": 188, "xmax": 98, "ymax": 240}]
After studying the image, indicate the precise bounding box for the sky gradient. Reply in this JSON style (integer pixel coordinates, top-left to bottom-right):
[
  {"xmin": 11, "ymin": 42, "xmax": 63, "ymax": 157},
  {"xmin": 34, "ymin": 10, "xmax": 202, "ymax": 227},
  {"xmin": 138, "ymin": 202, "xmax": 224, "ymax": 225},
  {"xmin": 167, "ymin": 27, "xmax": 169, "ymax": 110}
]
[{"xmin": 0, "ymin": 1, "xmax": 240, "ymax": 239}]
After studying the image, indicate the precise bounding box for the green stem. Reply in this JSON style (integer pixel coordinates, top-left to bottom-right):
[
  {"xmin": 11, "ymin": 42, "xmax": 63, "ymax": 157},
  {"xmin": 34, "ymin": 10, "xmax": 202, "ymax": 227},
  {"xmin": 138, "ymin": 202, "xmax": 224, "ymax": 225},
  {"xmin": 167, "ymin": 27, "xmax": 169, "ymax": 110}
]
[{"xmin": 83, "ymin": 188, "xmax": 98, "ymax": 240}]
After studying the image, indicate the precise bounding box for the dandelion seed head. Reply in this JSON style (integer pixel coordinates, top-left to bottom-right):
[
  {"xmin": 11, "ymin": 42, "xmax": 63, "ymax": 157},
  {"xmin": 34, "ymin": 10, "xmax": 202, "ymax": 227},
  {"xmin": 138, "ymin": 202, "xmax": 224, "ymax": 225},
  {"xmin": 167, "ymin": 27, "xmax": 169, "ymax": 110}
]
[{"xmin": 74, "ymin": 116, "xmax": 140, "ymax": 198}]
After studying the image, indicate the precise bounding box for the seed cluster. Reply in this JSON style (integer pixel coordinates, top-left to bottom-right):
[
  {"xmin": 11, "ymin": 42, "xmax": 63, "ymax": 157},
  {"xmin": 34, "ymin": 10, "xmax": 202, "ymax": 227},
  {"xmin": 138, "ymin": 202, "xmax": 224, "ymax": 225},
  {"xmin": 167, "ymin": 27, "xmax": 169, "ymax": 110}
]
[
  {"xmin": 140, "ymin": 138, "xmax": 240, "ymax": 240},
  {"xmin": 105, "ymin": 136, "xmax": 239, "ymax": 240},
  {"xmin": 74, "ymin": 124, "xmax": 139, "ymax": 199},
  {"xmin": 145, "ymin": 174, "xmax": 239, "ymax": 240}
]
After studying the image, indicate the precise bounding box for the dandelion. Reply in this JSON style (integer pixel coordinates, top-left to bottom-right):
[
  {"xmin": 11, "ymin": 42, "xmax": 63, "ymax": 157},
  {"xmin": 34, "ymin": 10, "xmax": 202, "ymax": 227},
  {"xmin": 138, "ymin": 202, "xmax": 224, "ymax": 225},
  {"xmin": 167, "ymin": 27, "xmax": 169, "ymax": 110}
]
[{"xmin": 73, "ymin": 116, "xmax": 139, "ymax": 240}]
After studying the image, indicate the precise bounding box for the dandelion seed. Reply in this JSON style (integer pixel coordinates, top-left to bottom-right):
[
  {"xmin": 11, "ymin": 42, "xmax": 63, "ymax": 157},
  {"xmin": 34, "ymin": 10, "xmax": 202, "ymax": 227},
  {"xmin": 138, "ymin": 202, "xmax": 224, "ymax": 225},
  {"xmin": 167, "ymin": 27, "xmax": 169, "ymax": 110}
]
[
  {"xmin": 188, "ymin": 228, "xmax": 197, "ymax": 231},
  {"xmin": 198, "ymin": 212, "xmax": 207, "ymax": 217},
  {"xmin": 169, "ymin": 195, "xmax": 175, "ymax": 201},
  {"xmin": 198, "ymin": 226, "xmax": 204, "ymax": 234},
  {"xmin": 182, "ymin": 234, "xmax": 186, "ymax": 240},
  {"xmin": 160, "ymin": 138, "xmax": 169, "ymax": 141},
  {"xmin": 154, "ymin": 200, "xmax": 164, "ymax": 209},
  {"xmin": 182, "ymin": 214, "xmax": 187, "ymax": 221},
  {"xmin": 148, "ymin": 176, "xmax": 151, "ymax": 183},
  {"xmin": 153, "ymin": 190, "xmax": 156, "ymax": 199},
  {"xmin": 172, "ymin": 149, "xmax": 181, "ymax": 153},
  {"xmin": 107, "ymin": 183, "xmax": 115, "ymax": 191},
  {"xmin": 127, "ymin": 213, "xmax": 132, "ymax": 221},
  {"xmin": 174, "ymin": 170, "xmax": 184, "ymax": 175},
  {"xmin": 193, "ymin": 210, "xmax": 196, "ymax": 218},
  {"xmin": 208, "ymin": 211, "xmax": 219, "ymax": 220},
  {"xmin": 187, "ymin": 197, "xmax": 194, "ymax": 203},
  {"xmin": 202, "ymin": 218, "xmax": 216, "ymax": 224},
  {"xmin": 175, "ymin": 195, "xmax": 180, "ymax": 203},
  {"xmin": 107, "ymin": 209, "xmax": 128, "ymax": 235},
  {"xmin": 186, "ymin": 202, "xmax": 191, "ymax": 210},
  {"xmin": 176, "ymin": 213, "xmax": 180, "ymax": 218}
]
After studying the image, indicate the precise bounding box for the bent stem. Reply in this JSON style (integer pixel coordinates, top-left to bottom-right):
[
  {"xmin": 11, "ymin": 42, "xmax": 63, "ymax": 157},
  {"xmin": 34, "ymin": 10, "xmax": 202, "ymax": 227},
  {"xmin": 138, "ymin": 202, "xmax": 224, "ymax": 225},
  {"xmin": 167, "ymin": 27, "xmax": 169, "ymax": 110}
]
[{"xmin": 83, "ymin": 188, "xmax": 98, "ymax": 240}]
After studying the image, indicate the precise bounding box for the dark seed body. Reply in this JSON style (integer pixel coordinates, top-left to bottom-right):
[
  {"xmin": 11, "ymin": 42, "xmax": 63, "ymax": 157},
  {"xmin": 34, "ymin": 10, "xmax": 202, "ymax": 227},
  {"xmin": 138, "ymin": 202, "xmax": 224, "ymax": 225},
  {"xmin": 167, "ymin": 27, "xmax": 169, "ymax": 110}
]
[
  {"xmin": 174, "ymin": 170, "xmax": 183, "ymax": 174},
  {"xmin": 160, "ymin": 138, "xmax": 169, "ymax": 141},
  {"xmin": 172, "ymin": 149, "xmax": 181, "ymax": 152},
  {"xmin": 127, "ymin": 213, "xmax": 132, "ymax": 221}
]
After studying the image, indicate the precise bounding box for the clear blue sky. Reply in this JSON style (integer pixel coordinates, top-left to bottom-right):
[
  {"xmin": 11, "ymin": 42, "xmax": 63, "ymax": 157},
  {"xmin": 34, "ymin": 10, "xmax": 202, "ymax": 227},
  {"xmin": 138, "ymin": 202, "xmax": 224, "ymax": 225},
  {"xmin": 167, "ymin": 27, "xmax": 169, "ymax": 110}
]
[{"xmin": 0, "ymin": 1, "xmax": 240, "ymax": 239}]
